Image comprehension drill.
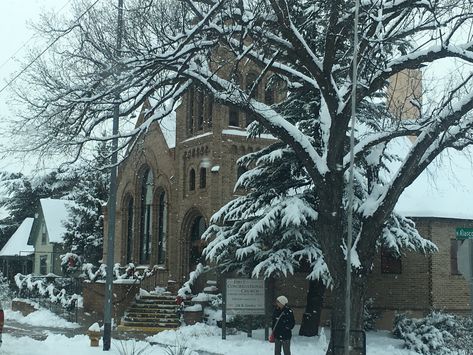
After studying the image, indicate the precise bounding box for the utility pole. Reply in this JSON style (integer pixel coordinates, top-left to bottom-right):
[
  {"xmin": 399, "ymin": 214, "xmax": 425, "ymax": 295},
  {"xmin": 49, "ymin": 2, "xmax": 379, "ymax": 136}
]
[
  {"xmin": 345, "ymin": 0, "xmax": 360, "ymax": 353},
  {"xmin": 103, "ymin": 0, "xmax": 124, "ymax": 351}
]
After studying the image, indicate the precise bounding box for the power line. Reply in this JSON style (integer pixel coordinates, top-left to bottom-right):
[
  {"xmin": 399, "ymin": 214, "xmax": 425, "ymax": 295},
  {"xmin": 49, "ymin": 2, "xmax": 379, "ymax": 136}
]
[
  {"xmin": 0, "ymin": 0, "xmax": 103, "ymax": 96},
  {"xmin": 0, "ymin": 0, "xmax": 76, "ymax": 73}
]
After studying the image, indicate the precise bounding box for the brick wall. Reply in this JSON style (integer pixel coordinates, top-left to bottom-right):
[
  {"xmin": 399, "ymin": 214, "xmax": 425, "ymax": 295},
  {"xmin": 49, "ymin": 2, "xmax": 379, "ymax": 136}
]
[
  {"xmin": 429, "ymin": 218, "xmax": 473, "ymax": 312},
  {"xmin": 82, "ymin": 281, "xmax": 140, "ymax": 320}
]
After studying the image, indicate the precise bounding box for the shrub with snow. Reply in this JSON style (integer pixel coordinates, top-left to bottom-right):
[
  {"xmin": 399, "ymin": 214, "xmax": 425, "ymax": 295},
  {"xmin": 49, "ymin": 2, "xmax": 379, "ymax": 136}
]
[
  {"xmin": 393, "ymin": 311, "xmax": 473, "ymax": 354},
  {"xmin": 363, "ymin": 297, "xmax": 380, "ymax": 331}
]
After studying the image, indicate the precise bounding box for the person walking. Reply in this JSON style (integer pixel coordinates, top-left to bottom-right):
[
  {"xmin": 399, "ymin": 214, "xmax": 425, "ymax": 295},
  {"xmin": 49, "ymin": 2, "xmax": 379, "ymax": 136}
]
[{"xmin": 272, "ymin": 295, "xmax": 295, "ymax": 355}]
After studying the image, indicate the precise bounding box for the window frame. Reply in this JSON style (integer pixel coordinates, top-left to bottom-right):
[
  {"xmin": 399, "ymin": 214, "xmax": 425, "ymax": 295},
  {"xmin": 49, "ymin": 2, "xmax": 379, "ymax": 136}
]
[{"xmin": 380, "ymin": 247, "xmax": 402, "ymax": 274}]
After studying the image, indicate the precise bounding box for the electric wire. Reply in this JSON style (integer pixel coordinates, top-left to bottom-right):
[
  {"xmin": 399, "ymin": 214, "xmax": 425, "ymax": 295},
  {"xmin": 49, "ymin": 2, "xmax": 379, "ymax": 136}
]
[
  {"xmin": 0, "ymin": 0, "xmax": 75, "ymax": 73},
  {"xmin": 0, "ymin": 0, "xmax": 103, "ymax": 95}
]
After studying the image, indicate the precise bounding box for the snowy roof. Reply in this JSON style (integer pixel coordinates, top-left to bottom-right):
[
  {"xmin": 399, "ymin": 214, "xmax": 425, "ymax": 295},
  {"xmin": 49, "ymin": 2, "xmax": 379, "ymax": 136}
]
[
  {"xmin": 0, "ymin": 218, "xmax": 34, "ymax": 257},
  {"xmin": 40, "ymin": 198, "xmax": 74, "ymax": 243},
  {"xmin": 222, "ymin": 128, "xmax": 276, "ymax": 140},
  {"xmin": 394, "ymin": 138, "xmax": 473, "ymax": 220},
  {"xmin": 158, "ymin": 110, "xmax": 176, "ymax": 149},
  {"xmin": 146, "ymin": 97, "xmax": 177, "ymax": 149}
]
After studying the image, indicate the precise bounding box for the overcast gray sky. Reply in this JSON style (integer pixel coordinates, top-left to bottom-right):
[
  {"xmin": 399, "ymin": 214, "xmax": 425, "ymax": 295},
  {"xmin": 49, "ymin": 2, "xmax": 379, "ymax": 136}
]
[{"xmin": 0, "ymin": 0, "xmax": 70, "ymax": 174}]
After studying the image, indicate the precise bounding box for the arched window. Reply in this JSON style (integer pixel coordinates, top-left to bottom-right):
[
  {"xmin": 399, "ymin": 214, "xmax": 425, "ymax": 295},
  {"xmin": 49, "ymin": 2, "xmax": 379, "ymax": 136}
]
[
  {"xmin": 139, "ymin": 169, "xmax": 153, "ymax": 264},
  {"xmin": 189, "ymin": 169, "xmax": 196, "ymax": 191},
  {"xmin": 190, "ymin": 216, "xmax": 206, "ymax": 269},
  {"xmin": 157, "ymin": 191, "xmax": 167, "ymax": 264},
  {"xmin": 126, "ymin": 197, "xmax": 134, "ymax": 263},
  {"xmin": 265, "ymin": 85, "xmax": 275, "ymax": 105},
  {"xmin": 229, "ymin": 108, "xmax": 239, "ymax": 127},
  {"xmin": 187, "ymin": 87, "xmax": 195, "ymax": 135},
  {"xmin": 206, "ymin": 99, "xmax": 213, "ymax": 128},
  {"xmin": 196, "ymin": 88, "xmax": 204, "ymax": 131},
  {"xmin": 199, "ymin": 167, "xmax": 207, "ymax": 189},
  {"xmin": 246, "ymin": 72, "xmax": 259, "ymax": 126}
]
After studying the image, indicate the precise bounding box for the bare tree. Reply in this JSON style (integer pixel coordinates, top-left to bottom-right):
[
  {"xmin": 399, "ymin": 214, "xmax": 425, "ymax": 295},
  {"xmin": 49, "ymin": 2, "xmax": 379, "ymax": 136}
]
[{"xmin": 11, "ymin": 0, "xmax": 473, "ymax": 353}]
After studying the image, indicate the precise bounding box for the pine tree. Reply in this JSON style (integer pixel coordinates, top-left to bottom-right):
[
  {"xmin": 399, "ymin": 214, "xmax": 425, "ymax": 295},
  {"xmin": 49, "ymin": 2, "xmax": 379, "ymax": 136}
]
[
  {"xmin": 0, "ymin": 171, "xmax": 77, "ymax": 249},
  {"xmin": 61, "ymin": 143, "xmax": 110, "ymax": 268}
]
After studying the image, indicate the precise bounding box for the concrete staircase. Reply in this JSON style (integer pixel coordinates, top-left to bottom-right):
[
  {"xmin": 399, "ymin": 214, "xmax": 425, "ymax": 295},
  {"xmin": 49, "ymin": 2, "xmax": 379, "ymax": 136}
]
[{"xmin": 117, "ymin": 293, "xmax": 181, "ymax": 333}]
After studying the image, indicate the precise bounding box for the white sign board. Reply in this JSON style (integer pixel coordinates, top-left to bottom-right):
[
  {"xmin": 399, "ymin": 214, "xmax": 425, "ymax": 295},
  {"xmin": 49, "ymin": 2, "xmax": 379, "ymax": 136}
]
[{"xmin": 226, "ymin": 279, "xmax": 265, "ymax": 315}]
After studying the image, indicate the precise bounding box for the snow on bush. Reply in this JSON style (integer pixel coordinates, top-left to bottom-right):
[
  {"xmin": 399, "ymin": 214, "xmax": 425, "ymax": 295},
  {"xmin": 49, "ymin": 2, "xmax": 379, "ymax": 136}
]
[
  {"xmin": 184, "ymin": 304, "xmax": 202, "ymax": 312},
  {"xmin": 14, "ymin": 273, "xmax": 82, "ymax": 309},
  {"xmin": 393, "ymin": 311, "xmax": 473, "ymax": 354}
]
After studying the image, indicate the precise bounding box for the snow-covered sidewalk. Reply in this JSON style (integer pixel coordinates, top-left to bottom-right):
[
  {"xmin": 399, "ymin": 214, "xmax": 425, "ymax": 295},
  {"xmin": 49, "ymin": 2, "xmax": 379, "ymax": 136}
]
[{"xmin": 2, "ymin": 306, "xmax": 420, "ymax": 355}]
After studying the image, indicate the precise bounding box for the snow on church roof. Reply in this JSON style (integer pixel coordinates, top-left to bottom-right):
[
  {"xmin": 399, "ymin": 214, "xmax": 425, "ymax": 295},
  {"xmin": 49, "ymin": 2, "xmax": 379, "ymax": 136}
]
[
  {"xmin": 0, "ymin": 218, "xmax": 34, "ymax": 257},
  {"xmin": 158, "ymin": 109, "xmax": 176, "ymax": 149},
  {"xmin": 40, "ymin": 198, "xmax": 74, "ymax": 243},
  {"xmin": 394, "ymin": 138, "xmax": 473, "ymax": 220}
]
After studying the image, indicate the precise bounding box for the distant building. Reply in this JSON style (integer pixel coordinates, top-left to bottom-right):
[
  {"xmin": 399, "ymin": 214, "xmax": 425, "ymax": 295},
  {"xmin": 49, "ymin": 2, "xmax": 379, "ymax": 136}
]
[
  {"xmin": 0, "ymin": 218, "xmax": 34, "ymax": 279},
  {"xmin": 27, "ymin": 198, "xmax": 74, "ymax": 276}
]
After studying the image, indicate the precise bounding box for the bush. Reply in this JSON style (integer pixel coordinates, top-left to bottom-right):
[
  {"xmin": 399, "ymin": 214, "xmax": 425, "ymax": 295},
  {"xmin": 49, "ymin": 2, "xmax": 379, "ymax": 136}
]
[
  {"xmin": 393, "ymin": 311, "xmax": 473, "ymax": 354},
  {"xmin": 363, "ymin": 298, "xmax": 380, "ymax": 331}
]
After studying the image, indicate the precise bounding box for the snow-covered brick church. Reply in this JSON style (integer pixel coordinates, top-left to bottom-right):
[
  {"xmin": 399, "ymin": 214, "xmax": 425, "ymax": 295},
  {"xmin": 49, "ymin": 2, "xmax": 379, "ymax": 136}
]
[{"xmin": 101, "ymin": 69, "xmax": 473, "ymax": 329}]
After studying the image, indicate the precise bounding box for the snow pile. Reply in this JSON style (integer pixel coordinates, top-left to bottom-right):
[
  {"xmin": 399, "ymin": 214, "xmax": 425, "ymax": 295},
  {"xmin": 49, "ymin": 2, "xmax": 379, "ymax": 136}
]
[
  {"xmin": 6, "ymin": 308, "xmax": 80, "ymax": 329},
  {"xmin": 393, "ymin": 311, "xmax": 473, "ymax": 354},
  {"xmin": 148, "ymin": 324, "xmax": 414, "ymax": 355}
]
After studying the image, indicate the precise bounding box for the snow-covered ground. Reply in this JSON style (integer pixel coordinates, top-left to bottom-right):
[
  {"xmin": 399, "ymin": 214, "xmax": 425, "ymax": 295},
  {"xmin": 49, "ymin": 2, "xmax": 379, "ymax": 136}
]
[{"xmin": 1, "ymin": 306, "xmax": 419, "ymax": 355}]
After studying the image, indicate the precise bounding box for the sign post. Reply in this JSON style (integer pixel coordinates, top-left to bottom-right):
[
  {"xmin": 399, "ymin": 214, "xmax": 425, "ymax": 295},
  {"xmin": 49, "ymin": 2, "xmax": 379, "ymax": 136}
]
[
  {"xmin": 456, "ymin": 228, "xmax": 473, "ymax": 319},
  {"xmin": 222, "ymin": 278, "xmax": 266, "ymax": 340}
]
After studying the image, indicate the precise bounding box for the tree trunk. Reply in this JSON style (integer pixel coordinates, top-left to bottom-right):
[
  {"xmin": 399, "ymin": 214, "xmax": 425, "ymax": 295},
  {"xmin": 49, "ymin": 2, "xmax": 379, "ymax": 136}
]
[
  {"xmin": 327, "ymin": 277, "xmax": 366, "ymax": 355},
  {"xmin": 299, "ymin": 279, "xmax": 325, "ymax": 336}
]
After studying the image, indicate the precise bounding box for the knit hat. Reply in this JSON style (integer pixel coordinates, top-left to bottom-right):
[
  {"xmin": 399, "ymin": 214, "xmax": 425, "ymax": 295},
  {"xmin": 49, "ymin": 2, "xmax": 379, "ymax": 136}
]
[{"xmin": 277, "ymin": 295, "xmax": 288, "ymax": 305}]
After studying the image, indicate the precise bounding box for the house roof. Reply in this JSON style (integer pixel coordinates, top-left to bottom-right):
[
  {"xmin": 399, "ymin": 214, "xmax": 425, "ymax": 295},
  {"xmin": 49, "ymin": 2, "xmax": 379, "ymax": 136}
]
[
  {"xmin": 0, "ymin": 218, "xmax": 34, "ymax": 257},
  {"xmin": 40, "ymin": 198, "xmax": 74, "ymax": 243}
]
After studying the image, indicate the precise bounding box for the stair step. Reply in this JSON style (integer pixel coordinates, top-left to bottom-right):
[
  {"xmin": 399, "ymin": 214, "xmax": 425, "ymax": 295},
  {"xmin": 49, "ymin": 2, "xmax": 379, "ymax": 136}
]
[
  {"xmin": 130, "ymin": 306, "xmax": 177, "ymax": 312},
  {"xmin": 117, "ymin": 325, "xmax": 177, "ymax": 333},
  {"xmin": 140, "ymin": 294, "xmax": 176, "ymax": 300},
  {"xmin": 123, "ymin": 311, "xmax": 179, "ymax": 319},
  {"xmin": 136, "ymin": 299, "xmax": 176, "ymax": 305},
  {"xmin": 131, "ymin": 304, "xmax": 177, "ymax": 310},
  {"xmin": 121, "ymin": 320, "xmax": 180, "ymax": 328},
  {"xmin": 122, "ymin": 316, "xmax": 179, "ymax": 322}
]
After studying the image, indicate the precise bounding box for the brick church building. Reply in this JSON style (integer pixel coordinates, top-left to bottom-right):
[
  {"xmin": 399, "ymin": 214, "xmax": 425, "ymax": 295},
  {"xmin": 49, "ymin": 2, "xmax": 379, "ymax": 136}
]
[{"xmin": 102, "ymin": 69, "xmax": 473, "ymax": 329}]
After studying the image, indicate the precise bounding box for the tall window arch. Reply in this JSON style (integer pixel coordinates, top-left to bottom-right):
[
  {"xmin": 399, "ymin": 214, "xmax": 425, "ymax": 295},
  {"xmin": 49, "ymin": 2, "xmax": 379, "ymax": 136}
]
[
  {"xmin": 189, "ymin": 168, "xmax": 196, "ymax": 191},
  {"xmin": 206, "ymin": 99, "xmax": 213, "ymax": 128},
  {"xmin": 199, "ymin": 167, "xmax": 207, "ymax": 189},
  {"xmin": 190, "ymin": 216, "xmax": 206, "ymax": 269},
  {"xmin": 126, "ymin": 197, "xmax": 134, "ymax": 263},
  {"xmin": 187, "ymin": 87, "xmax": 195, "ymax": 135},
  {"xmin": 196, "ymin": 88, "xmax": 204, "ymax": 131},
  {"xmin": 246, "ymin": 72, "xmax": 259, "ymax": 126},
  {"xmin": 140, "ymin": 169, "xmax": 153, "ymax": 264},
  {"xmin": 157, "ymin": 190, "xmax": 167, "ymax": 264}
]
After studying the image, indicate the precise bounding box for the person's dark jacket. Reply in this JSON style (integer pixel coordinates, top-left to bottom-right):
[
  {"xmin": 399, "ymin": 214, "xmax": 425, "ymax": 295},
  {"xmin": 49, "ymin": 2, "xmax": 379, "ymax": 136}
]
[{"xmin": 272, "ymin": 305, "xmax": 295, "ymax": 340}]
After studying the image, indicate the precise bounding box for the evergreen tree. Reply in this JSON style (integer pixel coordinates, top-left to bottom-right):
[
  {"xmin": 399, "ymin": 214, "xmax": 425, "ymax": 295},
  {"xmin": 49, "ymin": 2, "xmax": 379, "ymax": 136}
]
[
  {"xmin": 61, "ymin": 143, "xmax": 110, "ymax": 267},
  {"xmin": 0, "ymin": 171, "xmax": 77, "ymax": 249},
  {"xmin": 14, "ymin": 1, "xmax": 473, "ymax": 353}
]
